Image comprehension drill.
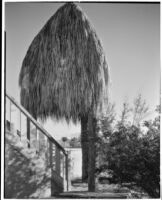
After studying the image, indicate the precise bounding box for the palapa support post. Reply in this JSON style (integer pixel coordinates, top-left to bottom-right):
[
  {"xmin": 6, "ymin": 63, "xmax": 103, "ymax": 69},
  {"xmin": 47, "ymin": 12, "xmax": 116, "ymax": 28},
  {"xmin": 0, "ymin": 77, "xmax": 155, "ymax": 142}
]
[
  {"xmin": 81, "ymin": 115, "xmax": 89, "ymax": 182},
  {"xmin": 88, "ymin": 110, "xmax": 97, "ymax": 192}
]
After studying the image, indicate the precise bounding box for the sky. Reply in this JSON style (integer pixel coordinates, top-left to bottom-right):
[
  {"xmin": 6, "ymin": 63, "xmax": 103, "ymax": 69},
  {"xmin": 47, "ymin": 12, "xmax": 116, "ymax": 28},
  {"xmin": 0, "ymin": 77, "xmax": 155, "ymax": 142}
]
[{"xmin": 5, "ymin": 2, "xmax": 160, "ymax": 140}]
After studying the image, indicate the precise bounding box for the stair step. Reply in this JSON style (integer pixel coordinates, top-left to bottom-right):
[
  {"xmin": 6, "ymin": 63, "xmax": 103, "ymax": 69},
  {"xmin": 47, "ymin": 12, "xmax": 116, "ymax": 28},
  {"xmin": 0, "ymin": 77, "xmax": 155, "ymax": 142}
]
[{"xmin": 55, "ymin": 191, "xmax": 129, "ymax": 199}]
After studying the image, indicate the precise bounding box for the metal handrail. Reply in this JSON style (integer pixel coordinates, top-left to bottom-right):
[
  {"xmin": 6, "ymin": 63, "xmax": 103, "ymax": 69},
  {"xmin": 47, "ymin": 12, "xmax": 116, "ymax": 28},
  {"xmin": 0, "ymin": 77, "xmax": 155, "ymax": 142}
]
[{"xmin": 5, "ymin": 91, "xmax": 67, "ymax": 156}]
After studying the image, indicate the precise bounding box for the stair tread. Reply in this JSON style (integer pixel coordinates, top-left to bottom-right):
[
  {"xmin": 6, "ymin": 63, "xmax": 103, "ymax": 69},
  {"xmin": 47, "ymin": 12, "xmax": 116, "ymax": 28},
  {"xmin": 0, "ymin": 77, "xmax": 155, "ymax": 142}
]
[{"xmin": 56, "ymin": 191, "xmax": 128, "ymax": 199}]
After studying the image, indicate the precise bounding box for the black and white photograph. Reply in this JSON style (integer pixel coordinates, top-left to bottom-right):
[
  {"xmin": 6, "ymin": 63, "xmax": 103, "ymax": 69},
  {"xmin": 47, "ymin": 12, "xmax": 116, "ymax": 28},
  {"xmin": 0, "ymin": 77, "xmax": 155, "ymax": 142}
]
[{"xmin": 2, "ymin": 0, "xmax": 160, "ymax": 199}]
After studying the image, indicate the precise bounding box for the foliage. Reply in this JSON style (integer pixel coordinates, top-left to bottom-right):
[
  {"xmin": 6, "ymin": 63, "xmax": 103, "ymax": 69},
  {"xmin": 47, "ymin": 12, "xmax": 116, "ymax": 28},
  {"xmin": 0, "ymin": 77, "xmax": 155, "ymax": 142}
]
[
  {"xmin": 96, "ymin": 102, "xmax": 116, "ymax": 168},
  {"xmin": 61, "ymin": 137, "xmax": 68, "ymax": 143},
  {"xmin": 69, "ymin": 136, "xmax": 81, "ymax": 147},
  {"xmin": 97, "ymin": 102, "xmax": 160, "ymax": 198},
  {"xmin": 60, "ymin": 136, "xmax": 81, "ymax": 148},
  {"xmin": 120, "ymin": 101, "xmax": 132, "ymax": 126},
  {"xmin": 98, "ymin": 102, "xmax": 116, "ymax": 138},
  {"xmin": 132, "ymin": 94, "xmax": 149, "ymax": 126}
]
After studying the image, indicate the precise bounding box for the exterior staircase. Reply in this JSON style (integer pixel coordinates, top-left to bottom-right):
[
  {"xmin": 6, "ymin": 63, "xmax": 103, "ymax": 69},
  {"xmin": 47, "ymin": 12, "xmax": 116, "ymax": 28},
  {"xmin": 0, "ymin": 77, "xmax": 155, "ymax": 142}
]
[
  {"xmin": 4, "ymin": 92, "xmax": 130, "ymax": 199},
  {"xmin": 5, "ymin": 92, "xmax": 69, "ymax": 198}
]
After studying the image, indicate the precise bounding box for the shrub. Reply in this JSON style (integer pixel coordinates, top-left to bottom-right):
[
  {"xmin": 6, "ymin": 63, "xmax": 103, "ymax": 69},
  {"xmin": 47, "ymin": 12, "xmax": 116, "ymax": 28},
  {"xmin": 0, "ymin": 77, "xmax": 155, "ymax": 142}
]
[{"xmin": 104, "ymin": 123, "xmax": 160, "ymax": 198}]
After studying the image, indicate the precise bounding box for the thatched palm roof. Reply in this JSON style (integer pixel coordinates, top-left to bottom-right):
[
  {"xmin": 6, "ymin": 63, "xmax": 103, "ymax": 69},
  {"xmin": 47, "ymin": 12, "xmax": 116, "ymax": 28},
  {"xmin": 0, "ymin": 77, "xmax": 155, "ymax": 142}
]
[{"xmin": 19, "ymin": 2, "xmax": 110, "ymax": 123}]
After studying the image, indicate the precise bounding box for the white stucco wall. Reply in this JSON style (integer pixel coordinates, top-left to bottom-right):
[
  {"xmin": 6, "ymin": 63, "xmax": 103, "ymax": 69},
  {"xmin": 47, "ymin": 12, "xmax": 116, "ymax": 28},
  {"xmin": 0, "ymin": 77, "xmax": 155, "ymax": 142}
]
[{"xmin": 66, "ymin": 148, "xmax": 82, "ymax": 180}]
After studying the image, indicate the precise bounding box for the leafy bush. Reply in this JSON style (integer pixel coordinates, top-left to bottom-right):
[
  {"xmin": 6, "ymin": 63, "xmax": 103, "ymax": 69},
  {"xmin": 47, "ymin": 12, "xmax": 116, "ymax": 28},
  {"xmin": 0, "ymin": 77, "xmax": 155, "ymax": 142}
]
[
  {"xmin": 97, "ymin": 105, "xmax": 160, "ymax": 198},
  {"xmin": 105, "ymin": 123, "xmax": 160, "ymax": 197}
]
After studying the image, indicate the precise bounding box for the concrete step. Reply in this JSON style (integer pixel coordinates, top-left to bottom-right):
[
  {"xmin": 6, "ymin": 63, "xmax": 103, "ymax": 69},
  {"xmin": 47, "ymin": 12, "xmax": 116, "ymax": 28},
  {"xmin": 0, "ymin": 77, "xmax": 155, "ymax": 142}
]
[
  {"xmin": 54, "ymin": 180, "xmax": 129, "ymax": 198},
  {"xmin": 55, "ymin": 191, "xmax": 129, "ymax": 198}
]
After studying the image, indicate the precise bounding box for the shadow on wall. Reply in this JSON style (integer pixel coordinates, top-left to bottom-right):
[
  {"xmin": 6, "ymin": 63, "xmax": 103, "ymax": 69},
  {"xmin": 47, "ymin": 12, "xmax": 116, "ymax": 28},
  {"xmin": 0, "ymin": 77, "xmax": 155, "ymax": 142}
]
[{"xmin": 5, "ymin": 130, "xmax": 51, "ymax": 198}]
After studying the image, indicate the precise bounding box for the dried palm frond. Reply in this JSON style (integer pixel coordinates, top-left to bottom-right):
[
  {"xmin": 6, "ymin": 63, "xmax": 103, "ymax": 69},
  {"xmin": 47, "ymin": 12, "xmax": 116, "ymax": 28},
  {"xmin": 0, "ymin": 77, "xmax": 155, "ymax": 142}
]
[{"xmin": 19, "ymin": 2, "xmax": 110, "ymax": 123}]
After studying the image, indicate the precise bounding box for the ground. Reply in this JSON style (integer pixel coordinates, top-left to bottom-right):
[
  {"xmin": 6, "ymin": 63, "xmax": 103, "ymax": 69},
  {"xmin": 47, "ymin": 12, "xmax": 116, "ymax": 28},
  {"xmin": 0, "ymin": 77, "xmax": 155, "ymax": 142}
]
[{"xmin": 54, "ymin": 178, "xmax": 150, "ymax": 199}]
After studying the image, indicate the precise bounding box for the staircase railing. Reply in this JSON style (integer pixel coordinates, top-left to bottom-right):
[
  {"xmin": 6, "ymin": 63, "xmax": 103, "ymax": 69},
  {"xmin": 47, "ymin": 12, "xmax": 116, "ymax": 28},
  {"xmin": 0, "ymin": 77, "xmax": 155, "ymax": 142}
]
[{"xmin": 5, "ymin": 92, "xmax": 69, "ymax": 194}]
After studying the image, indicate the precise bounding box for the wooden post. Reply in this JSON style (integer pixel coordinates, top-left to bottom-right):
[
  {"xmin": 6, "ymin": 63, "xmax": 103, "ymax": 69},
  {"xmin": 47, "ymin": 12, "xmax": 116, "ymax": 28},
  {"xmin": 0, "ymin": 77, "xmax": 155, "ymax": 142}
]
[
  {"xmin": 49, "ymin": 141, "xmax": 53, "ymax": 167},
  {"xmin": 10, "ymin": 101, "xmax": 11, "ymax": 127},
  {"xmin": 20, "ymin": 111, "xmax": 21, "ymax": 140},
  {"xmin": 88, "ymin": 111, "xmax": 96, "ymax": 192},
  {"xmin": 27, "ymin": 117, "xmax": 30, "ymax": 148},
  {"xmin": 36, "ymin": 128, "xmax": 40, "ymax": 154},
  {"xmin": 55, "ymin": 147, "xmax": 61, "ymax": 175},
  {"xmin": 81, "ymin": 116, "xmax": 88, "ymax": 182},
  {"xmin": 65, "ymin": 153, "xmax": 69, "ymax": 191}
]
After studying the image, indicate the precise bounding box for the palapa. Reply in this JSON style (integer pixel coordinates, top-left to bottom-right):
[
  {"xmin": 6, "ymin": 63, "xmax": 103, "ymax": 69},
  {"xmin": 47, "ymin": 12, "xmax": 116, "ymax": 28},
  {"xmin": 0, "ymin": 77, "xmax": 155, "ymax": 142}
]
[
  {"xmin": 19, "ymin": 2, "xmax": 110, "ymax": 191},
  {"xmin": 19, "ymin": 2, "xmax": 110, "ymax": 122}
]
